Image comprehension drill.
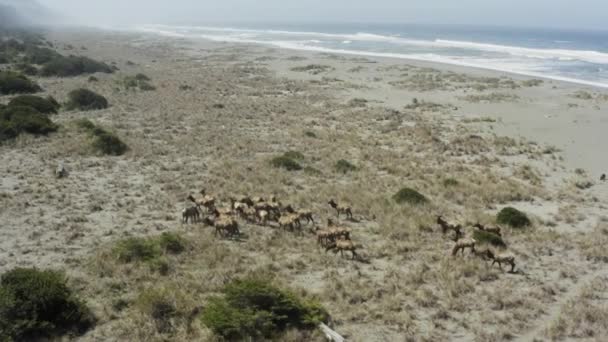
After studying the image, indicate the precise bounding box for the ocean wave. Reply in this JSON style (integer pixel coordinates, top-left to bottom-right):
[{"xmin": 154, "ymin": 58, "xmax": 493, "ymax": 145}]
[{"xmin": 137, "ymin": 25, "xmax": 608, "ymax": 88}]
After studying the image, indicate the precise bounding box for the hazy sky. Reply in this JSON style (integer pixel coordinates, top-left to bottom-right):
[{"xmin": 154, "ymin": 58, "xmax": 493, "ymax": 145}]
[{"xmin": 37, "ymin": 0, "xmax": 608, "ymax": 30}]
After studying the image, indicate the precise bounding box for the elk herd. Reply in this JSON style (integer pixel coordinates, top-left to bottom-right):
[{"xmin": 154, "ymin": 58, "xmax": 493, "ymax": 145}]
[
  {"xmin": 180, "ymin": 189, "xmax": 517, "ymax": 271},
  {"xmin": 182, "ymin": 190, "xmax": 360, "ymax": 259},
  {"xmin": 437, "ymin": 215, "xmax": 516, "ymax": 273}
]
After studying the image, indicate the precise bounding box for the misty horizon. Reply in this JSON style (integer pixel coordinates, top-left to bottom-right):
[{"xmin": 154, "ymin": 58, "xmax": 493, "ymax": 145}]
[{"xmin": 27, "ymin": 0, "xmax": 608, "ymax": 31}]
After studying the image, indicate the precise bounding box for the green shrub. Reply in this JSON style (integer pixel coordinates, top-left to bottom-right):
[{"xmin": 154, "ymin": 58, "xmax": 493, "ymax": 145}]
[
  {"xmin": 473, "ymin": 229, "xmax": 506, "ymax": 247},
  {"xmin": 8, "ymin": 95, "xmax": 60, "ymax": 114},
  {"xmin": 0, "ymin": 71, "xmax": 41, "ymax": 95},
  {"xmin": 66, "ymin": 88, "xmax": 108, "ymax": 111},
  {"xmin": 24, "ymin": 46, "xmax": 62, "ymax": 65},
  {"xmin": 304, "ymin": 130, "xmax": 317, "ymax": 138},
  {"xmin": 271, "ymin": 155, "xmax": 302, "ymax": 171},
  {"xmin": 123, "ymin": 74, "xmax": 155, "ymax": 91},
  {"xmin": 443, "ymin": 178, "xmax": 459, "ymax": 187},
  {"xmin": 0, "ymin": 268, "xmax": 94, "ymax": 341},
  {"xmin": 497, "ymin": 207, "xmax": 531, "ymax": 228},
  {"xmin": 91, "ymin": 130, "xmax": 128, "ymax": 156},
  {"xmin": 112, "ymin": 233, "xmax": 186, "ymax": 264},
  {"xmin": 158, "ymin": 232, "xmax": 186, "ymax": 254},
  {"xmin": 393, "ymin": 187, "xmax": 428, "ymax": 205},
  {"xmin": 73, "ymin": 119, "xmax": 128, "ymax": 156},
  {"xmin": 15, "ymin": 63, "xmax": 37, "ymax": 76},
  {"xmin": 201, "ymin": 277, "xmax": 327, "ymax": 340},
  {"xmin": 134, "ymin": 73, "xmax": 150, "ymax": 81},
  {"xmin": 88, "ymin": 76, "xmax": 98, "ymax": 82},
  {"xmin": 40, "ymin": 56, "xmax": 112, "ymax": 77},
  {"xmin": 283, "ymin": 150, "xmax": 305, "ymax": 160},
  {"xmin": 113, "ymin": 237, "xmax": 161, "ymax": 263},
  {"xmin": 0, "ymin": 106, "xmax": 58, "ymax": 141},
  {"xmin": 74, "ymin": 118, "xmax": 96, "ymax": 131},
  {"xmin": 335, "ymin": 159, "xmax": 357, "ymax": 174}
]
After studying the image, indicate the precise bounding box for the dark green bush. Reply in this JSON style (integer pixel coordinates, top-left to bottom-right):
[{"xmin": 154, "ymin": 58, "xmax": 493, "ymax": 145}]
[
  {"xmin": 393, "ymin": 187, "xmax": 428, "ymax": 205},
  {"xmin": 0, "ymin": 71, "xmax": 41, "ymax": 95},
  {"xmin": 443, "ymin": 178, "xmax": 459, "ymax": 187},
  {"xmin": 123, "ymin": 75, "xmax": 155, "ymax": 91},
  {"xmin": 271, "ymin": 155, "xmax": 302, "ymax": 171},
  {"xmin": 158, "ymin": 232, "xmax": 186, "ymax": 254},
  {"xmin": 0, "ymin": 106, "xmax": 58, "ymax": 141},
  {"xmin": 66, "ymin": 88, "xmax": 108, "ymax": 111},
  {"xmin": 25, "ymin": 46, "xmax": 62, "ymax": 65},
  {"xmin": 8, "ymin": 95, "xmax": 60, "ymax": 114},
  {"xmin": 497, "ymin": 207, "xmax": 531, "ymax": 228},
  {"xmin": 91, "ymin": 130, "xmax": 128, "ymax": 156},
  {"xmin": 113, "ymin": 237, "xmax": 161, "ymax": 263},
  {"xmin": 304, "ymin": 131, "xmax": 317, "ymax": 138},
  {"xmin": 113, "ymin": 233, "xmax": 186, "ymax": 264},
  {"xmin": 335, "ymin": 159, "xmax": 357, "ymax": 174},
  {"xmin": 73, "ymin": 119, "xmax": 128, "ymax": 156},
  {"xmin": 0, "ymin": 268, "xmax": 94, "ymax": 341},
  {"xmin": 201, "ymin": 277, "xmax": 327, "ymax": 340},
  {"xmin": 14, "ymin": 63, "xmax": 37, "ymax": 76},
  {"xmin": 40, "ymin": 56, "xmax": 112, "ymax": 77},
  {"xmin": 473, "ymin": 229, "xmax": 506, "ymax": 248},
  {"xmin": 88, "ymin": 76, "xmax": 98, "ymax": 82}
]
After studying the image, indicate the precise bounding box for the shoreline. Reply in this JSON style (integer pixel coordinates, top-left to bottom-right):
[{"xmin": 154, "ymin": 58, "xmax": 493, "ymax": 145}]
[{"xmin": 135, "ymin": 26, "xmax": 608, "ymax": 90}]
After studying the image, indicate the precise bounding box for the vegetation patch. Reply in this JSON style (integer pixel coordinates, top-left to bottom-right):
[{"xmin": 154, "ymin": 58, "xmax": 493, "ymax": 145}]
[
  {"xmin": 0, "ymin": 268, "xmax": 94, "ymax": 341},
  {"xmin": 75, "ymin": 119, "xmax": 128, "ymax": 156},
  {"xmin": 123, "ymin": 73, "xmax": 156, "ymax": 91},
  {"xmin": 0, "ymin": 105, "xmax": 58, "ymax": 141},
  {"xmin": 66, "ymin": 88, "xmax": 108, "ymax": 111},
  {"xmin": 8, "ymin": 95, "xmax": 60, "ymax": 114},
  {"xmin": 443, "ymin": 178, "xmax": 459, "ymax": 187},
  {"xmin": 201, "ymin": 277, "xmax": 327, "ymax": 340},
  {"xmin": 290, "ymin": 64, "xmax": 333, "ymax": 75},
  {"xmin": 497, "ymin": 207, "xmax": 531, "ymax": 228},
  {"xmin": 112, "ymin": 233, "xmax": 187, "ymax": 264},
  {"xmin": 0, "ymin": 71, "xmax": 41, "ymax": 95},
  {"xmin": 40, "ymin": 55, "xmax": 113, "ymax": 77},
  {"xmin": 393, "ymin": 187, "xmax": 428, "ymax": 205},
  {"xmin": 335, "ymin": 159, "xmax": 357, "ymax": 174},
  {"xmin": 473, "ymin": 230, "xmax": 506, "ymax": 248},
  {"xmin": 271, "ymin": 152, "xmax": 304, "ymax": 171}
]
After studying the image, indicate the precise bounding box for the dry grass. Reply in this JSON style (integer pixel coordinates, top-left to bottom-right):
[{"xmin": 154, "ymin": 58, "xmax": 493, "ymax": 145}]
[{"xmin": 0, "ymin": 29, "xmax": 605, "ymax": 341}]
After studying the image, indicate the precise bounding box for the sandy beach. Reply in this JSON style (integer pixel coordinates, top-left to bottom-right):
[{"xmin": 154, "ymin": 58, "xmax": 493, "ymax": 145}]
[{"xmin": 2, "ymin": 27, "xmax": 608, "ymax": 341}]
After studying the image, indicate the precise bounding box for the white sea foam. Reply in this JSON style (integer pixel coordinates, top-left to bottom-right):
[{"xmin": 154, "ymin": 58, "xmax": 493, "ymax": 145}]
[{"xmin": 137, "ymin": 25, "xmax": 608, "ymax": 88}]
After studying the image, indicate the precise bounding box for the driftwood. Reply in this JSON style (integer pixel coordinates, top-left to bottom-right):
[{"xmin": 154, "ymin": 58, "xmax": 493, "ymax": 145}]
[{"xmin": 319, "ymin": 323, "xmax": 345, "ymax": 342}]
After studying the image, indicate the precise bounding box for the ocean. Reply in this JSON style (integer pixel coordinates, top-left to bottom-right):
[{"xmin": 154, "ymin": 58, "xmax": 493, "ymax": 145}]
[{"xmin": 137, "ymin": 23, "xmax": 608, "ymax": 88}]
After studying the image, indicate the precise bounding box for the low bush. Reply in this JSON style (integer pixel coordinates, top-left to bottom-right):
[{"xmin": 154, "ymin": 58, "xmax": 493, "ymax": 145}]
[
  {"xmin": 304, "ymin": 130, "xmax": 317, "ymax": 138},
  {"xmin": 123, "ymin": 74, "xmax": 155, "ymax": 91},
  {"xmin": 24, "ymin": 46, "xmax": 62, "ymax": 65},
  {"xmin": 113, "ymin": 237, "xmax": 161, "ymax": 263},
  {"xmin": 0, "ymin": 105, "xmax": 58, "ymax": 141},
  {"xmin": 393, "ymin": 187, "xmax": 428, "ymax": 205},
  {"xmin": 112, "ymin": 233, "xmax": 187, "ymax": 264},
  {"xmin": 335, "ymin": 159, "xmax": 357, "ymax": 174},
  {"xmin": 497, "ymin": 207, "xmax": 531, "ymax": 228},
  {"xmin": 74, "ymin": 118, "xmax": 128, "ymax": 156},
  {"xmin": 88, "ymin": 76, "xmax": 98, "ymax": 82},
  {"xmin": 14, "ymin": 63, "xmax": 37, "ymax": 76},
  {"xmin": 8, "ymin": 95, "xmax": 60, "ymax": 114},
  {"xmin": 473, "ymin": 229, "xmax": 506, "ymax": 248},
  {"xmin": 66, "ymin": 88, "xmax": 108, "ymax": 111},
  {"xmin": 0, "ymin": 268, "xmax": 94, "ymax": 341},
  {"xmin": 91, "ymin": 130, "xmax": 128, "ymax": 156},
  {"xmin": 40, "ymin": 55, "xmax": 113, "ymax": 77},
  {"xmin": 443, "ymin": 178, "xmax": 459, "ymax": 187},
  {"xmin": 136, "ymin": 287, "xmax": 178, "ymax": 333},
  {"xmin": 158, "ymin": 232, "xmax": 186, "ymax": 254},
  {"xmin": 271, "ymin": 155, "xmax": 302, "ymax": 171},
  {"xmin": 0, "ymin": 71, "xmax": 41, "ymax": 95},
  {"xmin": 201, "ymin": 277, "xmax": 327, "ymax": 340}
]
